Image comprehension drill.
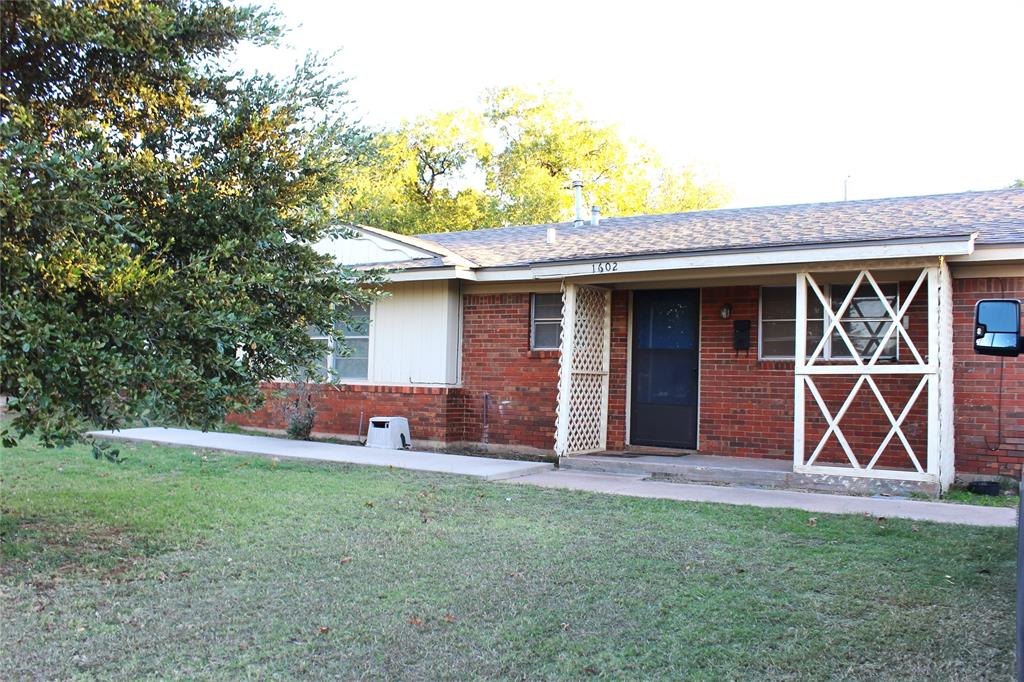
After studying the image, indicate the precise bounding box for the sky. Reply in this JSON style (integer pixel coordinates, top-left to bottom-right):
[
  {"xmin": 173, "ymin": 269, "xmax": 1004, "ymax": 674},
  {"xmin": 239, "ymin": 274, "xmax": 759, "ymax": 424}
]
[{"xmin": 232, "ymin": 0, "xmax": 1024, "ymax": 210}]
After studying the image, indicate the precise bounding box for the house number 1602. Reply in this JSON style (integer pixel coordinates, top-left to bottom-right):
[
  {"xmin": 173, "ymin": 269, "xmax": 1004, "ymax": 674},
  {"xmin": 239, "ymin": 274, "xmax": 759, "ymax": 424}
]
[{"xmin": 591, "ymin": 261, "xmax": 619, "ymax": 273}]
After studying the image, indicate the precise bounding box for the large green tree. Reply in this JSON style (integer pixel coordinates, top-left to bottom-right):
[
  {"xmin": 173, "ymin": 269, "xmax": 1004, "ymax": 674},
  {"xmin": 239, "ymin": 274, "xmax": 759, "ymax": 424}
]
[
  {"xmin": 344, "ymin": 86, "xmax": 730, "ymax": 234},
  {"xmin": 0, "ymin": 0, "xmax": 381, "ymax": 451}
]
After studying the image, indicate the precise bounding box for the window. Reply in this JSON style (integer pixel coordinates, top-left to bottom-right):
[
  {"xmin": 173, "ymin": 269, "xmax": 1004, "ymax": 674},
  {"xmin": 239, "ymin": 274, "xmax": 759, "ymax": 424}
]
[
  {"xmin": 304, "ymin": 327, "xmax": 333, "ymax": 380},
  {"xmin": 759, "ymin": 287, "xmax": 825, "ymax": 359},
  {"xmin": 333, "ymin": 305, "xmax": 370, "ymax": 379},
  {"xmin": 531, "ymin": 293, "xmax": 562, "ymax": 350},
  {"xmin": 830, "ymin": 283, "xmax": 898, "ymax": 360},
  {"xmin": 306, "ymin": 304, "xmax": 370, "ymax": 381},
  {"xmin": 759, "ymin": 284, "xmax": 899, "ymax": 360}
]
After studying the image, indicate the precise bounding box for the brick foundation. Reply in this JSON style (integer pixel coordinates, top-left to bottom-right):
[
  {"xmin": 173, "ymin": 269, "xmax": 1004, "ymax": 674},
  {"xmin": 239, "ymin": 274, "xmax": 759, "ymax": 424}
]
[
  {"xmin": 228, "ymin": 276, "xmax": 1024, "ymax": 478},
  {"xmin": 226, "ymin": 383, "xmax": 461, "ymax": 446}
]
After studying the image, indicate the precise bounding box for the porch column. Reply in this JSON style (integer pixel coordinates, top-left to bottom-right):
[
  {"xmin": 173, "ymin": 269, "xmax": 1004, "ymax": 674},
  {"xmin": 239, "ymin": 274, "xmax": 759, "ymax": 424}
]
[
  {"xmin": 554, "ymin": 282, "xmax": 577, "ymax": 457},
  {"xmin": 793, "ymin": 272, "xmax": 808, "ymax": 470},
  {"xmin": 935, "ymin": 258, "xmax": 956, "ymax": 490},
  {"xmin": 554, "ymin": 283, "xmax": 612, "ymax": 457}
]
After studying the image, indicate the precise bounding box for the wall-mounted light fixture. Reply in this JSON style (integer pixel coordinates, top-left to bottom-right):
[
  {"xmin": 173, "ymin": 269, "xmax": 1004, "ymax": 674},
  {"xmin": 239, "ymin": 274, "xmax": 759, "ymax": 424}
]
[{"xmin": 720, "ymin": 303, "xmax": 733, "ymax": 320}]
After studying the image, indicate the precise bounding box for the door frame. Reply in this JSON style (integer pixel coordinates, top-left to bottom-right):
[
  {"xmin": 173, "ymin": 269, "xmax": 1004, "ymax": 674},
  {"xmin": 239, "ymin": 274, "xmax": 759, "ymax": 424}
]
[{"xmin": 625, "ymin": 288, "xmax": 702, "ymax": 450}]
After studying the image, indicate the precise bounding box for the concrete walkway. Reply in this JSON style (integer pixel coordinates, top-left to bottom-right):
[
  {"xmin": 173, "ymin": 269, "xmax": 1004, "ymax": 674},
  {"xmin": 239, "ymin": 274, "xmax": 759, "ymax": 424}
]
[
  {"xmin": 507, "ymin": 470, "xmax": 1017, "ymax": 527},
  {"xmin": 90, "ymin": 428, "xmax": 1016, "ymax": 528},
  {"xmin": 89, "ymin": 427, "xmax": 553, "ymax": 481}
]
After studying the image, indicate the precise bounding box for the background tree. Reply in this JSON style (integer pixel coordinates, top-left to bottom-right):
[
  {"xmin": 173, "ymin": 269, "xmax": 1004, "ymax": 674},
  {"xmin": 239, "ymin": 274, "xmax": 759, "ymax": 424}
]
[
  {"xmin": 345, "ymin": 86, "xmax": 730, "ymax": 234},
  {"xmin": 345, "ymin": 110, "xmax": 495, "ymax": 233},
  {"xmin": 0, "ymin": 0, "xmax": 381, "ymax": 451}
]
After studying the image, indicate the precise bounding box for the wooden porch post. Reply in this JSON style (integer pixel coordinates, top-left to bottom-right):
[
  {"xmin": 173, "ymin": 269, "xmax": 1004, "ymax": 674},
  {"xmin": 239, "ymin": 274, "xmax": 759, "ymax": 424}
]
[
  {"xmin": 793, "ymin": 272, "xmax": 808, "ymax": 470},
  {"xmin": 936, "ymin": 258, "xmax": 956, "ymax": 491},
  {"xmin": 554, "ymin": 282, "xmax": 576, "ymax": 457},
  {"xmin": 926, "ymin": 260, "xmax": 956, "ymax": 490}
]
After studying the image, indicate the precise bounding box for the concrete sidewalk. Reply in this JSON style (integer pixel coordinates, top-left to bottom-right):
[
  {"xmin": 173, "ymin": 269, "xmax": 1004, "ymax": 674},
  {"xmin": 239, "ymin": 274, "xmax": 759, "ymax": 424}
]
[
  {"xmin": 89, "ymin": 427, "xmax": 553, "ymax": 481},
  {"xmin": 91, "ymin": 428, "xmax": 1016, "ymax": 527},
  {"xmin": 506, "ymin": 470, "xmax": 1017, "ymax": 527}
]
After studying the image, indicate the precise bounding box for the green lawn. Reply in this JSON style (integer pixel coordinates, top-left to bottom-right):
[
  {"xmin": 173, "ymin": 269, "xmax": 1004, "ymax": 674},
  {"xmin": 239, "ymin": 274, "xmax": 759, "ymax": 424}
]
[{"xmin": 1, "ymin": 439, "xmax": 1016, "ymax": 680}]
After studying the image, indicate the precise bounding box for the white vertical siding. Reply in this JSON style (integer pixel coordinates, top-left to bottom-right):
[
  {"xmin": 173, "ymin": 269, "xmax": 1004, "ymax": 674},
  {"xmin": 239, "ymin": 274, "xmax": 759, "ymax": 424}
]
[{"xmin": 368, "ymin": 280, "xmax": 460, "ymax": 385}]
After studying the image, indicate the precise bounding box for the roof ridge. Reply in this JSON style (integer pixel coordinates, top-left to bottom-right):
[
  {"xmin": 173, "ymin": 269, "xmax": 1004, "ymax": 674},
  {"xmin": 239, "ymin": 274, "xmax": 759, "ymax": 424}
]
[{"xmin": 417, "ymin": 187, "xmax": 1024, "ymax": 241}]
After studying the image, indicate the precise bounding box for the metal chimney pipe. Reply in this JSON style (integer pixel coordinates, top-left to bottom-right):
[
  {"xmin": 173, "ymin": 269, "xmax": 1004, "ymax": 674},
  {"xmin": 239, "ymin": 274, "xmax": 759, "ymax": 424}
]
[
  {"xmin": 572, "ymin": 180, "xmax": 585, "ymax": 226},
  {"xmin": 590, "ymin": 205, "xmax": 601, "ymax": 226}
]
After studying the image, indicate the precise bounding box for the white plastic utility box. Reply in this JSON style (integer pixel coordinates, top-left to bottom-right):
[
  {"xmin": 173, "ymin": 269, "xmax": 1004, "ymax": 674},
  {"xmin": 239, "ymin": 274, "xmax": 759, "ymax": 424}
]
[{"xmin": 365, "ymin": 416, "xmax": 411, "ymax": 450}]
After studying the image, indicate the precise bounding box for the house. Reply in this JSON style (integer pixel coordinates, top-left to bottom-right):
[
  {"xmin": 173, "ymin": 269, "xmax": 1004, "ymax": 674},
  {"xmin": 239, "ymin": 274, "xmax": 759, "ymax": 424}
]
[{"xmin": 228, "ymin": 188, "xmax": 1024, "ymax": 495}]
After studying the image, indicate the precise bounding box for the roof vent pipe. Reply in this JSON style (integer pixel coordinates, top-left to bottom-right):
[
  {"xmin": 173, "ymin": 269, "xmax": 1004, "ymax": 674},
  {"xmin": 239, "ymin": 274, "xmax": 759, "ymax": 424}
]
[
  {"xmin": 572, "ymin": 180, "xmax": 585, "ymax": 226},
  {"xmin": 590, "ymin": 205, "xmax": 601, "ymax": 227},
  {"xmin": 546, "ymin": 226, "xmax": 557, "ymax": 245}
]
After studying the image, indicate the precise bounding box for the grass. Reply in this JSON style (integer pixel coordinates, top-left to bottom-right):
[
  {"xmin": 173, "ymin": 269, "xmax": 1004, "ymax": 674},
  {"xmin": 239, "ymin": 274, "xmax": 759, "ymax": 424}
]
[
  {"xmin": 909, "ymin": 488, "xmax": 1020, "ymax": 508},
  {"xmin": 942, "ymin": 488, "xmax": 1021, "ymax": 508},
  {"xmin": 1, "ymin": 438, "xmax": 1016, "ymax": 680}
]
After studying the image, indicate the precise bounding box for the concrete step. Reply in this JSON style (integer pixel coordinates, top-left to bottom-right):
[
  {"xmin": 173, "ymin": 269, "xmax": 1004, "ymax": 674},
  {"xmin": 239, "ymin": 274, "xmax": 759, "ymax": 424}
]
[{"xmin": 559, "ymin": 454, "xmax": 940, "ymax": 497}]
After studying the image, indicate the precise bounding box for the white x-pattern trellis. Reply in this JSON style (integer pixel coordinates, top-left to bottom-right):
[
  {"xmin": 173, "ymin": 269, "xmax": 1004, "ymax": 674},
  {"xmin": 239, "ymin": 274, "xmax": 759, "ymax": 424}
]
[
  {"xmin": 793, "ymin": 261, "xmax": 955, "ymax": 488},
  {"xmin": 555, "ymin": 283, "xmax": 611, "ymax": 456}
]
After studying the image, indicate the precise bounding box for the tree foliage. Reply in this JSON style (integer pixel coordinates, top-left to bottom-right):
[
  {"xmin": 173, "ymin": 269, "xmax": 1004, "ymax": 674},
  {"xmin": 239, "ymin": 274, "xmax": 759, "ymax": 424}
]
[
  {"xmin": 344, "ymin": 86, "xmax": 731, "ymax": 234},
  {"xmin": 0, "ymin": 0, "xmax": 381, "ymax": 450}
]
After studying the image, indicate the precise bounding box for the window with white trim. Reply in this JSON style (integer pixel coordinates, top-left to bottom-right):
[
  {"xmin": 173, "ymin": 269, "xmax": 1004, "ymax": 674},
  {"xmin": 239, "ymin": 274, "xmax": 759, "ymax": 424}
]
[
  {"xmin": 759, "ymin": 284, "xmax": 901, "ymax": 360},
  {"xmin": 333, "ymin": 305, "xmax": 370, "ymax": 379},
  {"xmin": 829, "ymin": 282, "xmax": 898, "ymax": 360},
  {"xmin": 531, "ymin": 293, "xmax": 562, "ymax": 350},
  {"xmin": 306, "ymin": 304, "xmax": 371, "ymax": 380}
]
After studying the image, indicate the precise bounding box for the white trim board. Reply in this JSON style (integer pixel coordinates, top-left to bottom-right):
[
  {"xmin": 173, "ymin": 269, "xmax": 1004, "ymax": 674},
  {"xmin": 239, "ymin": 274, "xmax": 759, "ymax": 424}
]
[{"xmin": 382, "ymin": 236, "xmax": 984, "ymax": 284}]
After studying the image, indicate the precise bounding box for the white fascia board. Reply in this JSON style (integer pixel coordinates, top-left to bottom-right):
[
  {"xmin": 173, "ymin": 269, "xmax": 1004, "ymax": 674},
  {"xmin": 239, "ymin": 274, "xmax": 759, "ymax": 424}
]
[
  {"xmin": 342, "ymin": 225, "xmax": 439, "ymax": 260},
  {"xmin": 946, "ymin": 244, "xmax": 1024, "ymax": 263},
  {"xmin": 523, "ymin": 235, "xmax": 977, "ymax": 281},
  {"xmin": 380, "ymin": 235, "xmax": 990, "ymax": 284},
  {"xmin": 351, "ymin": 225, "xmax": 478, "ymax": 268},
  {"xmin": 383, "ymin": 266, "xmax": 478, "ymax": 283}
]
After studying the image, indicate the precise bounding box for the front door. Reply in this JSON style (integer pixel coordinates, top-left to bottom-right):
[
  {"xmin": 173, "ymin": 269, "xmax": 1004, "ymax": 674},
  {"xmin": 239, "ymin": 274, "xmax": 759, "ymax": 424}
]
[{"xmin": 630, "ymin": 289, "xmax": 700, "ymax": 449}]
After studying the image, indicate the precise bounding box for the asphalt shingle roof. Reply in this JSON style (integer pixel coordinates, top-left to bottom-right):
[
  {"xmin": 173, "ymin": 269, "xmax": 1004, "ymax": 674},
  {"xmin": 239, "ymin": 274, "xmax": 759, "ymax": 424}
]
[{"xmin": 414, "ymin": 189, "xmax": 1024, "ymax": 268}]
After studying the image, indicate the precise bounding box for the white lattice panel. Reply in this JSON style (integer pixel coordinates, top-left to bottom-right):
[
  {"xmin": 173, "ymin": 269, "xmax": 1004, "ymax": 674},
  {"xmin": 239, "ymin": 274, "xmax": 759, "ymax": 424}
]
[
  {"xmin": 572, "ymin": 287, "xmax": 607, "ymax": 373},
  {"xmin": 555, "ymin": 284, "xmax": 611, "ymax": 456},
  {"xmin": 566, "ymin": 374, "xmax": 606, "ymax": 453}
]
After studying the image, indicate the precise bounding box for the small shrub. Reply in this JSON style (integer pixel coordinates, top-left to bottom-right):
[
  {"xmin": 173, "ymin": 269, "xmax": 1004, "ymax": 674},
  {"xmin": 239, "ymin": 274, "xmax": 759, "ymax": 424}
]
[
  {"xmin": 278, "ymin": 381, "xmax": 322, "ymax": 440},
  {"xmin": 286, "ymin": 408, "xmax": 315, "ymax": 440}
]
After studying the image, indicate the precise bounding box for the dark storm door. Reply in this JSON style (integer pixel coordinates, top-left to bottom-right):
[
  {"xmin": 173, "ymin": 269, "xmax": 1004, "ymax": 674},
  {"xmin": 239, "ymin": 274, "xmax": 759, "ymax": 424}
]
[{"xmin": 630, "ymin": 289, "xmax": 700, "ymax": 449}]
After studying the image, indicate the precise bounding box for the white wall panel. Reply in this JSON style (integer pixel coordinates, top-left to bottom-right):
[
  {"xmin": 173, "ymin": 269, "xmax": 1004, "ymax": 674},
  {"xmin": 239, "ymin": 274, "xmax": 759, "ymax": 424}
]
[{"xmin": 368, "ymin": 280, "xmax": 460, "ymax": 385}]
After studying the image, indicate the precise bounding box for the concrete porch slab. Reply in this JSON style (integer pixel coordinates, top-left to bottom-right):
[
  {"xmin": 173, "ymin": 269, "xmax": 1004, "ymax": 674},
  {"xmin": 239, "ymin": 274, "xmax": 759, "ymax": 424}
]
[
  {"xmin": 562, "ymin": 453, "xmax": 941, "ymax": 496},
  {"xmin": 88, "ymin": 428, "xmax": 554, "ymax": 481}
]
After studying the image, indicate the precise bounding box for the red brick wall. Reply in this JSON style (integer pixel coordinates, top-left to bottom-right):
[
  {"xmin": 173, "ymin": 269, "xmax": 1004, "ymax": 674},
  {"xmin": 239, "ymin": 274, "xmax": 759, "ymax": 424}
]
[
  {"xmin": 606, "ymin": 291, "xmax": 630, "ymax": 450},
  {"xmin": 697, "ymin": 283, "xmax": 931, "ymax": 468},
  {"xmin": 953, "ymin": 276, "xmax": 1024, "ymax": 476},
  {"xmin": 458, "ymin": 293, "xmax": 560, "ymax": 451},
  {"xmin": 698, "ymin": 286, "xmax": 793, "ymax": 458},
  {"xmin": 226, "ymin": 383, "xmax": 460, "ymax": 444}
]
